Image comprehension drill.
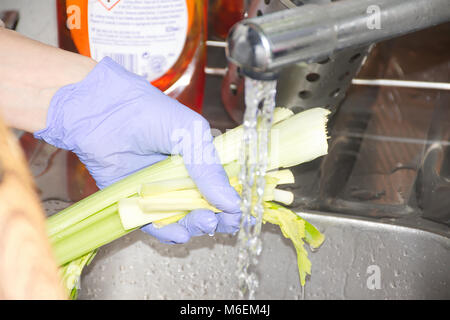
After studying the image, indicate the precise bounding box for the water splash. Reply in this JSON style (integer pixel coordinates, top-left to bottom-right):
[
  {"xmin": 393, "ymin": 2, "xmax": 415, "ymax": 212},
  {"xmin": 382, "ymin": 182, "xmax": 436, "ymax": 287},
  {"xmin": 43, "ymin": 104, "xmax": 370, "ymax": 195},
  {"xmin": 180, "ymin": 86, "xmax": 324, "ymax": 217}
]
[{"xmin": 237, "ymin": 78, "xmax": 277, "ymax": 300}]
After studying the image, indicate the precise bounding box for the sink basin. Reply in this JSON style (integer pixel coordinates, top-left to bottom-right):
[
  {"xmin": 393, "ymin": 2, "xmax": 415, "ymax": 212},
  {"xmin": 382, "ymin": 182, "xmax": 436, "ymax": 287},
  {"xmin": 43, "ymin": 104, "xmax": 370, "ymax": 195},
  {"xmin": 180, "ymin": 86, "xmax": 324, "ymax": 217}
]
[{"xmin": 70, "ymin": 210, "xmax": 449, "ymax": 300}]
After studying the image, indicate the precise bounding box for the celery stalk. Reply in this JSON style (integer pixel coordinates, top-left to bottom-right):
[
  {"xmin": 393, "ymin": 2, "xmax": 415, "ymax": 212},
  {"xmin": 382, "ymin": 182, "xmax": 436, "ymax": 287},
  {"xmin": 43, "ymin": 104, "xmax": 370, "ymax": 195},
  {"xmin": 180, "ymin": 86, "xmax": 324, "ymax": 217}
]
[
  {"xmin": 263, "ymin": 202, "xmax": 317, "ymax": 286},
  {"xmin": 153, "ymin": 212, "xmax": 189, "ymax": 228},
  {"xmin": 52, "ymin": 207, "xmax": 135, "ymax": 266},
  {"xmin": 48, "ymin": 107, "xmax": 326, "ymax": 238},
  {"xmin": 139, "ymin": 178, "xmax": 196, "ymax": 196},
  {"xmin": 266, "ymin": 169, "xmax": 295, "ymax": 184},
  {"xmin": 272, "ymin": 188, "xmax": 294, "ymax": 205},
  {"xmin": 138, "ymin": 197, "xmax": 216, "ymax": 212},
  {"xmin": 303, "ymin": 218, "xmax": 326, "ymax": 249},
  {"xmin": 60, "ymin": 250, "xmax": 97, "ymax": 299},
  {"xmin": 47, "ymin": 157, "xmax": 189, "ymax": 237},
  {"xmin": 50, "ymin": 204, "xmax": 118, "ymax": 243},
  {"xmin": 48, "ymin": 107, "xmax": 330, "ymax": 295},
  {"xmin": 119, "ymin": 178, "xmax": 281, "ymax": 230}
]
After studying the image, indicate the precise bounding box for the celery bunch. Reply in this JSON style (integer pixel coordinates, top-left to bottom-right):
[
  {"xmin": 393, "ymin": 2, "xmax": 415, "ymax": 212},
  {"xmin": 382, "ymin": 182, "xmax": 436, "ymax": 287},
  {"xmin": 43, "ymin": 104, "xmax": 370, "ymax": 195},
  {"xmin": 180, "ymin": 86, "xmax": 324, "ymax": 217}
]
[{"xmin": 48, "ymin": 107, "xmax": 329, "ymax": 297}]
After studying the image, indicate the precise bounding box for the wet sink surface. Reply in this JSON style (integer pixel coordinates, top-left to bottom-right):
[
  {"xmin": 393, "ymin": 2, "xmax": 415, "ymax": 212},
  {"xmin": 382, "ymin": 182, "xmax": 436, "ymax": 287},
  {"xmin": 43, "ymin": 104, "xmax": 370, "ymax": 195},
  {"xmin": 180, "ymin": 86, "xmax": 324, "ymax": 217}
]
[{"xmin": 74, "ymin": 212, "xmax": 449, "ymax": 300}]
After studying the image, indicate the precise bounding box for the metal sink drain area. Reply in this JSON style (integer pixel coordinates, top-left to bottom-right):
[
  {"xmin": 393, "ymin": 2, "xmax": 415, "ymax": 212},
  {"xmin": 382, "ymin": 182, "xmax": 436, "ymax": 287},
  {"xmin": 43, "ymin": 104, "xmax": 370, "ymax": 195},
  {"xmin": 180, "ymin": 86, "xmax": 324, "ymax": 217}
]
[{"xmin": 73, "ymin": 211, "xmax": 449, "ymax": 299}]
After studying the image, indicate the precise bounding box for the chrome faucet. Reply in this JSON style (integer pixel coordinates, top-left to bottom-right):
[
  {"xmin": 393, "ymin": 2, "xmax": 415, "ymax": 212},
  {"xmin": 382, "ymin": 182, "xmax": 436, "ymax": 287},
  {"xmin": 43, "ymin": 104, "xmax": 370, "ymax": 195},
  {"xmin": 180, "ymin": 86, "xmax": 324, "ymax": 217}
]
[{"xmin": 226, "ymin": 0, "xmax": 450, "ymax": 80}]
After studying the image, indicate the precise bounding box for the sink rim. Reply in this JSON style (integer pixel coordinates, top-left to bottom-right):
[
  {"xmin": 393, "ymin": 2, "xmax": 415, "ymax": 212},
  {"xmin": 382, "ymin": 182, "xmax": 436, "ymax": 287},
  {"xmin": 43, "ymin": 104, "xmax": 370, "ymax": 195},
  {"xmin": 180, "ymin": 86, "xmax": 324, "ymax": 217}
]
[{"xmin": 296, "ymin": 209, "xmax": 450, "ymax": 242}]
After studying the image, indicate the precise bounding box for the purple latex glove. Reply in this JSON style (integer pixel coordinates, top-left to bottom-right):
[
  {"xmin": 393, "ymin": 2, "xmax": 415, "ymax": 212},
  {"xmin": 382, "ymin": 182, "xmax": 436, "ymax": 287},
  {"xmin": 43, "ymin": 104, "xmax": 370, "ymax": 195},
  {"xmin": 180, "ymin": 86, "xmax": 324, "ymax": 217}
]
[{"xmin": 34, "ymin": 57, "xmax": 242, "ymax": 243}]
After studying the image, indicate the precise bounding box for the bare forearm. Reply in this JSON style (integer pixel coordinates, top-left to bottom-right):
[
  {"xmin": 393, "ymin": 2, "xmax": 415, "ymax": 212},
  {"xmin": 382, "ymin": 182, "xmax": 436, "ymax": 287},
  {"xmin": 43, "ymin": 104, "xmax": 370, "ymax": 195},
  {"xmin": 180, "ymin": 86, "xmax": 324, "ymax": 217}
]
[{"xmin": 0, "ymin": 27, "xmax": 96, "ymax": 132}]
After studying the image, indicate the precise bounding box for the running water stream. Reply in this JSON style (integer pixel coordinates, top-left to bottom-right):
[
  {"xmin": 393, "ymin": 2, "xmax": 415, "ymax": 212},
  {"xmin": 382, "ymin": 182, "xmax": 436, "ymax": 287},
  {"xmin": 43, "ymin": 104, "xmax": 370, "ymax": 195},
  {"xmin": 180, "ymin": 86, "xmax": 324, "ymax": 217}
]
[{"xmin": 237, "ymin": 78, "xmax": 277, "ymax": 300}]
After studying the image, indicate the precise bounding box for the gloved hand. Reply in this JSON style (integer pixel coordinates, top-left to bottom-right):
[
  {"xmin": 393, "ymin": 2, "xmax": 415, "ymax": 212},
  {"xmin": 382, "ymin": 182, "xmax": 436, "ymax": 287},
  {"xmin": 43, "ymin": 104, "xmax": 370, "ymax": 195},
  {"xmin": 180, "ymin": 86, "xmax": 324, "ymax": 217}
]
[{"xmin": 34, "ymin": 57, "xmax": 242, "ymax": 243}]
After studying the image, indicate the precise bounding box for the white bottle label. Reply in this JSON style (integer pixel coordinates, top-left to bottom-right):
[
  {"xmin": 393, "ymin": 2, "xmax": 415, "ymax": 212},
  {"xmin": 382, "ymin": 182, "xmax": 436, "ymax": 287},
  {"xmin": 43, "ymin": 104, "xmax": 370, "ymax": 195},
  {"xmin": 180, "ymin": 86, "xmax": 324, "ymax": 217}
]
[{"xmin": 87, "ymin": 0, "xmax": 188, "ymax": 82}]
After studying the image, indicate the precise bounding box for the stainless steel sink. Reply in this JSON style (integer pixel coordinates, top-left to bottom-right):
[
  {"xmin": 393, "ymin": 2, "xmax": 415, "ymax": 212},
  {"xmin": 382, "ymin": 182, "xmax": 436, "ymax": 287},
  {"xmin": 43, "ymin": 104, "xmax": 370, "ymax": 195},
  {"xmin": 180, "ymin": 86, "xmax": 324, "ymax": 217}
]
[{"xmin": 70, "ymin": 210, "xmax": 448, "ymax": 300}]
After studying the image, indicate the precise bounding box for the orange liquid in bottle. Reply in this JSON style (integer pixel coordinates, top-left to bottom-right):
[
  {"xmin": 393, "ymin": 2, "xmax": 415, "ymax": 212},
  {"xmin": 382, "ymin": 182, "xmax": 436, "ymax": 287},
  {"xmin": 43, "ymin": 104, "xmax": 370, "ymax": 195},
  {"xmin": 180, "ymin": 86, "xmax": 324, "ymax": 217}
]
[{"xmin": 211, "ymin": 0, "xmax": 244, "ymax": 39}]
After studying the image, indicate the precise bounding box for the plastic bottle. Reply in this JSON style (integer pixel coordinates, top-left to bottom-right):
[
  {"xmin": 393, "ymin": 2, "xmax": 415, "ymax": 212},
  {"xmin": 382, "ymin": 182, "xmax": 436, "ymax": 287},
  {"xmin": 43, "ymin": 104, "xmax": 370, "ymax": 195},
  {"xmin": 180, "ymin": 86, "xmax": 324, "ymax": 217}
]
[{"xmin": 56, "ymin": 0, "xmax": 207, "ymax": 113}]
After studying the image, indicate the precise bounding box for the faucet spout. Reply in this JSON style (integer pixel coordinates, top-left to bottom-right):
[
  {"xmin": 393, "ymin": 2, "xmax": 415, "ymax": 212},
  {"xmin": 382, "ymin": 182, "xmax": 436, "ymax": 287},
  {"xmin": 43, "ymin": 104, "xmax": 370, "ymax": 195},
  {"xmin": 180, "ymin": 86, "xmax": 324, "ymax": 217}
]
[{"xmin": 226, "ymin": 0, "xmax": 450, "ymax": 79}]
